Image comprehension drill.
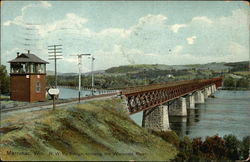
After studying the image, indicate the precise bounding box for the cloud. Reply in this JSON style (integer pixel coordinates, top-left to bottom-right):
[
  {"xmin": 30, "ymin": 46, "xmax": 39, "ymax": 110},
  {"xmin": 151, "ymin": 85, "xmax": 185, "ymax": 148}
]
[
  {"xmin": 1, "ymin": 5, "xmax": 249, "ymax": 73},
  {"xmin": 173, "ymin": 45, "xmax": 183, "ymax": 54},
  {"xmin": 192, "ymin": 16, "xmax": 213, "ymax": 24},
  {"xmin": 170, "ymin": 24, "xmax": 187, "ymax": 33},
  {"xmin": 3, "ymin": 16, "xmax": 23, "ymax": 26},
  {"xmin": 35, "ymin": 13, "xmax": 89, "ymax": 37},
  {"xmin": 138, "ymin": 14, "xmax": 167, "ymax": 25},
  {"xmin": 40, "ymin": 1, "xmax": 52, "ymax": 8},
  {"xmin": 227, "ymin": 42, "xmax": 248, "ymax": 59},
  {"xmin": 186, "ymin": 36, "xmax": 197, "ymax": 45},
  {"xmin": 21, "ymin": 1, "xmax": 51, "ymax": 13},
  {"xmin": 3, "ymin": 1, "xmax": 52, "ymax": 27},
  {"xmin": 98, "ymin": 28, "xmax": 131, "ymax": 38},
  {"xmin": 130, "ymin": 14, "xmax": 168, "ymax": 35},
  {"xmin": 2, "ymin": 48, "xmax": 22, "ymax": 62}
]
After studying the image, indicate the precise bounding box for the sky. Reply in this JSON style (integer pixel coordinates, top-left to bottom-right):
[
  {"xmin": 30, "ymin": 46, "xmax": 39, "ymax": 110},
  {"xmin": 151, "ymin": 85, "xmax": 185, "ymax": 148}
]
[{"xmin": 1, "ymin": 1, "xmax": 249, "ymax": 73}]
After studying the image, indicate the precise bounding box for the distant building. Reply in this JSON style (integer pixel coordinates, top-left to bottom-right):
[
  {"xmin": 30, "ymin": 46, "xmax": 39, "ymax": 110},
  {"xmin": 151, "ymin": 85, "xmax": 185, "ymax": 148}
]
[{"xmin": 8, "ymin": 50, "xmax": 48, "ymax": 102}]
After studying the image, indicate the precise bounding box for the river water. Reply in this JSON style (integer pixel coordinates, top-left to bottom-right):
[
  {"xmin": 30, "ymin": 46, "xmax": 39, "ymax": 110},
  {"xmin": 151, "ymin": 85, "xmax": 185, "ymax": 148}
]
[
  {"xmin": 57, "ymin": 87, "xmax": 116, "ymax": 99},
  {"xmin": 130, "ymin": 90, "xmax": 250, "ymax": 140}
]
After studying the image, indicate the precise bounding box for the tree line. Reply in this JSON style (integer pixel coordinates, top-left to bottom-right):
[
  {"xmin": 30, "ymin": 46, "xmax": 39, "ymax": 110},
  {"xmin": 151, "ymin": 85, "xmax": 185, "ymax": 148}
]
[
  {"xmin": 152, "ymin": 131, "xmax": 250, "ymax": 161},
  {"xmin": 223, "ymin": 76, "xmax": 249, "ymax": 89},
  {"xmin": 46, "ymin": 68, "xmax": 225, "ymax": 90}
]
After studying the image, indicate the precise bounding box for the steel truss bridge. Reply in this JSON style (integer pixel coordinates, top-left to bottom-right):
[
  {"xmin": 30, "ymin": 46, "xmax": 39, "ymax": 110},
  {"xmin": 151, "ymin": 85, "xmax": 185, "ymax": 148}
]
[{"xmin": 121, "ymin": 77, "xmax": 223, "ymax": 114}]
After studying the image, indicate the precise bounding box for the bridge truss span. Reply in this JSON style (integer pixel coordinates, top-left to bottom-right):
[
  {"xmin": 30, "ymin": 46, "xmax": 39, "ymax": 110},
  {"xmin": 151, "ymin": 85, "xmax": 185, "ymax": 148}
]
[{"xmin": 121, "ymin": 77, "xmax": 223, "ymax": 114}]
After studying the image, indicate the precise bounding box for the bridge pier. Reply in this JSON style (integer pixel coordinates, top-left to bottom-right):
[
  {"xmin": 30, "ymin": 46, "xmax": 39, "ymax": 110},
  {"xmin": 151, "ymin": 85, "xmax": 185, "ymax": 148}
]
[
  {"xmin": 201, "ymin": 88, "xmax": 208, "ymax": 99},
  {"xmin": 194, "ymin": 90, "xmax": 205, "ymax": 104},
  {"xmin": 142, "ymin": 105, "xmax": 170, "ymax": 131},
  {"xmin": 211, "ymin": 84, "xmax": 217, "ymax": 93},
  {"xmin": 186, "ymin": 94, "xmax": 195, "ymax": 109},
  {"xmin": 123, "ymin": 78, "xmax": 223, "ymax": 132},
  {"xmin": 207, "ymin": 86, "xmax": 212, "ymax": 97},
  {"xmin": 168, "ymin": 97, "xmax": 187, "ymax": 116}
]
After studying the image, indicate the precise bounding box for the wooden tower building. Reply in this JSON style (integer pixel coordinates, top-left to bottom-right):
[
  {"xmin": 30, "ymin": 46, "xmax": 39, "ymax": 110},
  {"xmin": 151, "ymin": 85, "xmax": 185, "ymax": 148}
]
[{"xmin": 8, "ymin": 50, "xmax": 48, "ymax": 102}]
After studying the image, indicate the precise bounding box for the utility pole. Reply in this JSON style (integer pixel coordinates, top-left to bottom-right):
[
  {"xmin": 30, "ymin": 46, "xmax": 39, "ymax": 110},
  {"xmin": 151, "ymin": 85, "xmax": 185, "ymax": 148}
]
[
  {"xmin": 89, "ymin": 56, "xmax": 95, "ymax": 95},
  {"xmin": 71, "ymin": 53, "xmax": 91, "ymax": 103},
  {"xmin": 48, "ymin": 45, "xmax": 63, "ymax": 88}
]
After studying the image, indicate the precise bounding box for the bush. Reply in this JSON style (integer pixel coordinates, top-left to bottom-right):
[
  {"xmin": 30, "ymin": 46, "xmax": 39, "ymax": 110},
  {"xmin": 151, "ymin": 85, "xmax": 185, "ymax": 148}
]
[
  {"xmin": 223, "ymin": 134, "xmax": 240, "ymax": 160},
  {"xmin": 240, "ymin": 136, "xmax": 250, "ymax": 159},
  {"xmin": 201, "ymin": 135, "xmax": 226, "ymax": 159},
  {"xmin": 237, "ymin": 78, "xmax": 249, "ymax": 88},
  {"xmin": 192, "ymin": 137, "xmax": 203, "ymax": 156},
  {"xmin": 176, "ymin": 136, "xmax": 193, "ymax": 161},
  {"xmin": 170, "ymin": 134, "xmax": 250, "ymax": 161},
  {"xmin": 0, "ymin": 65, "xmax": 10, "ymax": 95},
  {"xmin": 223, "ymin": 77, "xmax": 235, "ymax": 87}
]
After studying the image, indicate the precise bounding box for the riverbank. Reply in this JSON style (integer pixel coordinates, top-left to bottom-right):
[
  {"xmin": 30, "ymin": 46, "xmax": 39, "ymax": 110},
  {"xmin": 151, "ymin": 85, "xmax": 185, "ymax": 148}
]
[
  {"xmin": 219, "ymin": 87, "xmax": 250, "ymax": 90},
  {"xmin": 0, "ymin": 98, "xmax": 177, "ymax": 161}
]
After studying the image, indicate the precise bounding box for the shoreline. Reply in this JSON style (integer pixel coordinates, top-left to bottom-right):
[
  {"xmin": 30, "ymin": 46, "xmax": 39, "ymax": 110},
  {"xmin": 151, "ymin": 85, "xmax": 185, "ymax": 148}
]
[{"xmin": 218, "ymin": 87, "xmax": 250, "ymax": 91}]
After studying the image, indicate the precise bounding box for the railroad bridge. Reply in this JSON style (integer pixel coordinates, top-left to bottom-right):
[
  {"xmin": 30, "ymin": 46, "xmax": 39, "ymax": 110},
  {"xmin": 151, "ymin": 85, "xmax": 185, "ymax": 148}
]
[{"xmin": 120, "ymin": 77, "xmax": 223, "ymax": 131}]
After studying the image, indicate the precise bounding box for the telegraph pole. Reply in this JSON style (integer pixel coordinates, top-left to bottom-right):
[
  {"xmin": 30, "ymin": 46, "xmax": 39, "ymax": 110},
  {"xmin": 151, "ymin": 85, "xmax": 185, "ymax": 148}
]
[
  {"xmin": 48, "ymin": 45, "xmax": 63, "ymax": 88},
  {"xmin": 71, "ymin": 53, "xmax": 91, "ymax": 103},
  {"xmin": 89, "ymin": 56, "xmax": 95, "ymax": 95}
]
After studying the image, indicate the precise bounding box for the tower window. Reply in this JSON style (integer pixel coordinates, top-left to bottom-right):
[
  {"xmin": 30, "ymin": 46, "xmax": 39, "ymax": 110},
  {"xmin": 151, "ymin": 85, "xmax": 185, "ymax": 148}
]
[{"xmin": 36, "ymin": 81, "xmax": 41, "ymax": 93}]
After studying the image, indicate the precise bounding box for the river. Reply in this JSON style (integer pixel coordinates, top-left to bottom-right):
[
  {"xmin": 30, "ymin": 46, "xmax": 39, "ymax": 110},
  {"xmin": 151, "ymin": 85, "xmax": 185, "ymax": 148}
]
[
  {"xmin": 57, "ymin": 87, "xmax": 116, "ymax": 99},
  {"xmin": 130, "ymin": 90, "xmax": 250, "ymax": 140}
]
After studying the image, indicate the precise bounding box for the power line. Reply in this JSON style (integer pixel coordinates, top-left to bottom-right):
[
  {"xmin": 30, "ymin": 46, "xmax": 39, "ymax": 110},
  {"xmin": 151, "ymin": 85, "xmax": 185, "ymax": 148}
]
[
  {"xmin": 70, "ymin": 53, "xmax": 91, "ymax": 103},
  {"xmin": 14, "ymin": 22, "xmax": 42, "ymax": 52},
  {"xmin": 88, "ymin": 56, "xmax": 95, "ymax": 95},
  {"xmin": 48, "ymin": 45, "xmax": 63, "ymax": 88}
]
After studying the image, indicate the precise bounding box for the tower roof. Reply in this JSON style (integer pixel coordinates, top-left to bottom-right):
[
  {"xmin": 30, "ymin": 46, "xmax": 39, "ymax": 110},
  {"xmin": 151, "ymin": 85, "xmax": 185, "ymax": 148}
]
[{"xmin": 8, "ymin": 52, "xmax": 48, "ymax": 64}]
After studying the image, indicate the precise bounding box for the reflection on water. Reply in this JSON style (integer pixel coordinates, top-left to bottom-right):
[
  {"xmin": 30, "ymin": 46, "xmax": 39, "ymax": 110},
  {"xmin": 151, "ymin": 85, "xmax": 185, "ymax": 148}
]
[
  {"xmin": 169, "ymin": 116, "xmax": 187, "ymax": 136},
  {"xmin": 169, "ymin": 109, "xmax": 201, "ymax": 137},
  {"xmin": 130, "ymin": 90, "xmax": 250, "ymax": 140},
  {"xmin": 169, "ymin": 109, "xmax": 201, "ymax": 136}
]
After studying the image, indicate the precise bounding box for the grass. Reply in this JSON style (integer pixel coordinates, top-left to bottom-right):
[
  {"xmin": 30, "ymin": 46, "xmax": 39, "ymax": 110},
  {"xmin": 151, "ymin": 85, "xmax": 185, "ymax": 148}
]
[
  {"xmin": 0, "ymin": 98, "xmax": 177, "ymax": 161},
  {"xmin": 233, "ymin": 71, "xmax": 250, "ymax": 76}
]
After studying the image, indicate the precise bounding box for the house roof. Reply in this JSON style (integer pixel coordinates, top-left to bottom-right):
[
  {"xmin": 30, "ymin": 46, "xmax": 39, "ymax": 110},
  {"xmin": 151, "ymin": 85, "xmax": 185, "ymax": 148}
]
[{"xmin": 8, "ymin": 53, "xmax": 49, "ymax": 64}]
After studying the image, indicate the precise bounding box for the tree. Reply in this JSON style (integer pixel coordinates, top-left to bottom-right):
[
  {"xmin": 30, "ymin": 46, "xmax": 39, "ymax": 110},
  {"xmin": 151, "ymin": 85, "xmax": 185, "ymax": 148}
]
[
  {"xmin": 237, "ymin": 78, "xmax": 249, "ymax": 88},
  {"xmin": 201, "ymin": 135, "xmax": 226, "ymax": 159},
  {"xmin": 240, "ymin": 136, "xmax": 250, "ymax": 160},
  {"xmin": 176, "ymin": 136, "xmax": 193, "ymax": 161},
  {"xmin": 223, "ymin": 77, "xmax": 235, "ymax": 87},
  {"xmin": 223, "ymin": 134, "xmax": 240, "ymax": 160},
  {"xmin": 0, "ymin": 65, "xmax": 10, "ymax": 95}
]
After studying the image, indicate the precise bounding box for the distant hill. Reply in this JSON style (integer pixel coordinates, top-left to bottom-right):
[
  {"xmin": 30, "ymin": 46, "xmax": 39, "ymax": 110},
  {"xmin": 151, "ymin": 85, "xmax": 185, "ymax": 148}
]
[
  {"xmin": 47, "ymin": 61, "xmax": 249, "ymax": 76},
  {"xmin": 47, "ymin": 70, "xmax": 78, "ymax": 76},
  {"xmin": 84, "ymin": 70, "xmax": 106, "ymax": 76},
  {"xmin": 224, "ymin": 61, "xmax": 249, "ymax": 71},
  {"xmin": 175, "ymin": 62, "xmax": 231, "ymax": 71},
  {"xmin": 105, "ymin": 62, "xmax": 239, "ymax": 74},
  {"xmin": 46, "ymin": 70, "xmax": 61, "ymax": 76},
  {"xmin": 46, "ymin": 70, "xmax": 105, "ymax": 76},
  {"xmin": 105, "ymin": 64, "xmax": 173, "ymax": 74}
]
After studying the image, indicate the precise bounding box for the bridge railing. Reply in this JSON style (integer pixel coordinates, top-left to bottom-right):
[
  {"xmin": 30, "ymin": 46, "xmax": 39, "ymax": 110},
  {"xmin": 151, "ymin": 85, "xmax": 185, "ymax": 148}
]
[{"xmin": 121, "ymin": 77, "xmax": 223, "ymax": 114}]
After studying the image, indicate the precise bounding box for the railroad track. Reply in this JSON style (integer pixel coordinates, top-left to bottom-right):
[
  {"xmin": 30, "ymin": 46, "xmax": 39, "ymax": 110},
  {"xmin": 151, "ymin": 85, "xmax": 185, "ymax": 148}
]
[{"xmin": 1, "ymin": 92, "xmax": 117, "ymax": 113}]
